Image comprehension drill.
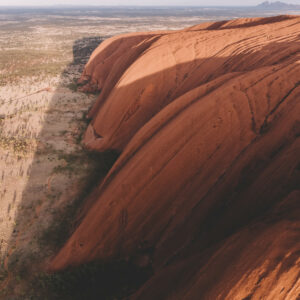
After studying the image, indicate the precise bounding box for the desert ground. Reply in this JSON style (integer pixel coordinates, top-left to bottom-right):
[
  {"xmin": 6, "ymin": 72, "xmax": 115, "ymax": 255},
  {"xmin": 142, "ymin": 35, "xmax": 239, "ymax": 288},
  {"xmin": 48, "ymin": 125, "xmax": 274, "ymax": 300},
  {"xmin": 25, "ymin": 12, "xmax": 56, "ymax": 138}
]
[{"xmin": 0, "ymin": 6, "xmax": 299, "ymax": 299}]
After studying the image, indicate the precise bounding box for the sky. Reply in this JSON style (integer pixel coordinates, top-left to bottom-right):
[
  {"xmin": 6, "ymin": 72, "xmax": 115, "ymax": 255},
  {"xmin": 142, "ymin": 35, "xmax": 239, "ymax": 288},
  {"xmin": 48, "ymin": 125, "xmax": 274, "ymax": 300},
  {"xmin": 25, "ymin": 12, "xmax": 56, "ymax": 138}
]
[{"xmin": 0, "ymin": 0, "xmax": 300, "ymax": 6}]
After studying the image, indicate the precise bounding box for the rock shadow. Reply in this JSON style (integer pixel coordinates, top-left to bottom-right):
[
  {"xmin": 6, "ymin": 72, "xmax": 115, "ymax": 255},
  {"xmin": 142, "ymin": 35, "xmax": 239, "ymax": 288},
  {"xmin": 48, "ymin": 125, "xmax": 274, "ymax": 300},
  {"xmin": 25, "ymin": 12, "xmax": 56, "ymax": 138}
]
[{"xmin": 2, "ymin": 35, "xmax": 151, "ymax": 299}]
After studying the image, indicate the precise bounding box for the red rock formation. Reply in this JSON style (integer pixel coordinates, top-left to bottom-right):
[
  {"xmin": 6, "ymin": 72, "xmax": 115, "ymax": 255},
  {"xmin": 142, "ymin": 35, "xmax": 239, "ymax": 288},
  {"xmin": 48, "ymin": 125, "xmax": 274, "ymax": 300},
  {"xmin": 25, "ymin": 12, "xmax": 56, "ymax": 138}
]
[
  {"xmin": 77, "ymin": 31, "xmax": 169, "ymax": 94},
  {"xmin": 82, "ymin": 15, "xmax": 300, "ymax": 152},
  {"xmin": 50, "ymin": 15, "xmax": 300, "ymax": 299},
  {"xmin": 133, "ymin": 191, "xmax": 300, "ymax": 300}
]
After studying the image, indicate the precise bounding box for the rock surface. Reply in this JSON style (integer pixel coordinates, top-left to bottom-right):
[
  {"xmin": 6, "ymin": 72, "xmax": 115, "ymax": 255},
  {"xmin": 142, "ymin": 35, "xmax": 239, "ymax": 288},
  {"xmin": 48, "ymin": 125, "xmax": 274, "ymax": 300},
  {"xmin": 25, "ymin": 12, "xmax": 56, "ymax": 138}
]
[{"xmin": 51, "ymin": 15, "xmax": 300, "ymax": 299}]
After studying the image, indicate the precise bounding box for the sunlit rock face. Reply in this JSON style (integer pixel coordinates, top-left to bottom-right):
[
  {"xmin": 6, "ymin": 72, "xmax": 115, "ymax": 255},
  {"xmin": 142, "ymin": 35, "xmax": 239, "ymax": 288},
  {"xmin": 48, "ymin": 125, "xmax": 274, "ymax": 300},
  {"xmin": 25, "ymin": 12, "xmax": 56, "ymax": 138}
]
[
  {"xmin": 81, "ymin": 15, "xmax": 299, "ymax": 152},
  {"xmin": 51, "ymin": 15, "xmax": 300, "ymax": 299}
]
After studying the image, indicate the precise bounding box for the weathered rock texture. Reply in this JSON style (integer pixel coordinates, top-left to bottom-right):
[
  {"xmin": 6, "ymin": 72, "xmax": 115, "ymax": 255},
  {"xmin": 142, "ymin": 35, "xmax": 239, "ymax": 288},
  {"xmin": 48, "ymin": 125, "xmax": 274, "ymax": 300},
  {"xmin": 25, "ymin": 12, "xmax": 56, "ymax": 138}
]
[{"xmin": 51, "ymin": 15, "xmax": 300, "ymax": 299}]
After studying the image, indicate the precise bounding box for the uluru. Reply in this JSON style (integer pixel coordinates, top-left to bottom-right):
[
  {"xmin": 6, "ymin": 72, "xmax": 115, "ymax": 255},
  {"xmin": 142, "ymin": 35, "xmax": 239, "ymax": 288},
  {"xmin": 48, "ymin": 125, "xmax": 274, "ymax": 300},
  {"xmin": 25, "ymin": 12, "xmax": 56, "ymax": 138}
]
[{"xmin": 47, "ymin": 15, "xmax": 300, "ymax": 299}]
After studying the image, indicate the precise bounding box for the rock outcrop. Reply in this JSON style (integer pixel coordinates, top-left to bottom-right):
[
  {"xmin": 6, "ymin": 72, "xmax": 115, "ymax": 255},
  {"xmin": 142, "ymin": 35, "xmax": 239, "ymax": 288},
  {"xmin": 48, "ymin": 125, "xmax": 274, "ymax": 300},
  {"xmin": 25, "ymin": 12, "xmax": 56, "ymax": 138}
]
[{"xmin": 50, "ymin": 15, "xmax": 300, "ymax": 299}]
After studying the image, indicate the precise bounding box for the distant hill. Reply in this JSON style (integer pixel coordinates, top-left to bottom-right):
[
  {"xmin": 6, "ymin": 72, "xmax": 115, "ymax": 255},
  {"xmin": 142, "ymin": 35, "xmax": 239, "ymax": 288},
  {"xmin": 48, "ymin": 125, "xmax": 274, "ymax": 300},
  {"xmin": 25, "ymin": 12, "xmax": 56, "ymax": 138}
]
[{"xmin": 257, "ymin": 1, "xmax": 300, "ymax": 9}]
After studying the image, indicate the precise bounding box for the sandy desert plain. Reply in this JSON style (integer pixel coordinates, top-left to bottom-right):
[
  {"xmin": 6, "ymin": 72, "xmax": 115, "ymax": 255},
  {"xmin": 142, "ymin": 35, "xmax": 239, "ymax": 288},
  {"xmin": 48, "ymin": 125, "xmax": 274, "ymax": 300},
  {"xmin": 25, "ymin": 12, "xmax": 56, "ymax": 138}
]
[{"xmin": 0, "ymin": 6, "xmax": 299, "ymax": 299}]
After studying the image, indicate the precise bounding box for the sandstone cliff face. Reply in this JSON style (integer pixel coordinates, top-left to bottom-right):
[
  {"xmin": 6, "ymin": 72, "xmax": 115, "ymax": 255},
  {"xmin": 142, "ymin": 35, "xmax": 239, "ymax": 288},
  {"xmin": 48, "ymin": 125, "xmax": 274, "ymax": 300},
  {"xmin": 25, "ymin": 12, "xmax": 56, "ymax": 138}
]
[
  {"xmin": 82, "ymin": 15, "xmax": 300, "ymax": 152},
  {"xmin": 133, "ymin": 191, "xmax": 300, "ymax": 300},
  {"xmin": 51, "ymin": 15, "xmax": 300, "ymax": 299}
]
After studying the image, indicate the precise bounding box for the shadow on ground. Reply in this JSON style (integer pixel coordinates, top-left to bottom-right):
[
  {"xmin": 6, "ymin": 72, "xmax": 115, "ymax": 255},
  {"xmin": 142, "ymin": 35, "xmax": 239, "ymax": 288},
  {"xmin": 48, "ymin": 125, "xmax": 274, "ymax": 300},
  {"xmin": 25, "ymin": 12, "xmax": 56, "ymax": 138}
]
[{"xmin": 3, "ymin": 36, "xmax": 152, "ymax": 300}]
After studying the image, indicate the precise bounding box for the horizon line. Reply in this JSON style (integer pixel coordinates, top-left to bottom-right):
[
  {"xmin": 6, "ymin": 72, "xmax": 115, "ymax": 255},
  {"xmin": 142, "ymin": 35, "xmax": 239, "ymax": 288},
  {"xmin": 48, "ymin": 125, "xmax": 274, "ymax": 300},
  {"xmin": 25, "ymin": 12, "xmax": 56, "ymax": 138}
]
[{"xmin": 0, "ymin": 4, "xmax": 260, "ymax": 8}]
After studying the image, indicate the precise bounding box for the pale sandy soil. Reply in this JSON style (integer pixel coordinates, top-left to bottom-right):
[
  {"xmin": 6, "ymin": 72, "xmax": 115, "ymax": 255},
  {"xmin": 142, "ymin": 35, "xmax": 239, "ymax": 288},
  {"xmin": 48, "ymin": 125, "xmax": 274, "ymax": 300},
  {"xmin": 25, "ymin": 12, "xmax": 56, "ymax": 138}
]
[
  {"xmin": 0, "ymin": 18, "xmax": 103, "ymax": 298},
  {"xmin": 0, "ymin": 76, "xmax": 94, "ymax": 254},
  {"xmin": 0, "ymin": 73, "xmax": 99, "ymax": 296}
]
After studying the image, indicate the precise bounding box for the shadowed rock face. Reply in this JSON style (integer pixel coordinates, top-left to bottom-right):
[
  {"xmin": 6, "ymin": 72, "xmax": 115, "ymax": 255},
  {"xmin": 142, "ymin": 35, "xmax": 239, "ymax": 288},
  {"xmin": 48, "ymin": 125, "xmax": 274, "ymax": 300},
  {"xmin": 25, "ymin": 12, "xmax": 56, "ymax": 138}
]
[{"xmin": 50, "ymin": 15, "xmax": 300, "ymax": 299}]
